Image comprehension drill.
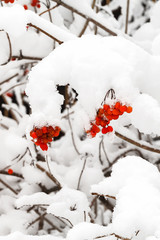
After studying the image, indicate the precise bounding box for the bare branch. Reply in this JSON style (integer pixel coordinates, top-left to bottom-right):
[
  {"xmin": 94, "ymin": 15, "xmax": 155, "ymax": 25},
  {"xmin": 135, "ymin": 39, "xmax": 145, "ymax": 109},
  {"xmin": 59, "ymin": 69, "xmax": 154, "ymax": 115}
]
[
  {"xmin": 1, "ymin": 31, "xmax": 12, "ymax": 65},
  {"xmin": 115, "ymin": 131, "xmax": 160, "ymax": 154},
  {"xmin": 92, "ymin": 192, "xmax": 116, "ymax": 200},
  {"xmin": 39, "ymin": 3, "xmax": 60, "ymax": 16},
  {"xmin": 0, "ymin": 178, "xmax": 18, "ymax": 195},
  {"xmin": 36, "ymin": 163, "xmax": 62, "ymax": 189},
  {"xmin": 0, "ymin": 73, "xmax": 19, "ymax": 86},
  {"xmin": 67, "ymin": 107, "xmax": 80, "ymax": 155},
  {"xmin": 51, "ymin": 0, "xmax": 117, "ymax": 36},
  {"xmin": 27, "ymin": 23, "xmax": 63, "ymax": 44},
  {"xmin": 125, "ymin": 0, "xmax": 130, "ymax": 34},
  {"xmin": 77, "ymin": 154, "xmax": 87, "ymax": 190}
]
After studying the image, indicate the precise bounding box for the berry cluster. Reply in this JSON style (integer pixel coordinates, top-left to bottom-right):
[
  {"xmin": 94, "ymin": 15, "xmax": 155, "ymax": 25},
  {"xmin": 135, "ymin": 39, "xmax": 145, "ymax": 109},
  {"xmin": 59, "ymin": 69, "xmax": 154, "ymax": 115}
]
[
  {"xmin": 87, "ymin": 101, "xmax": 132, "ymax": 138},
  {"xmin": 23, "ymin": 0, "xmax": 41, "ymax": 10},
  {"xmin": 30, "ymin": 125, "xmax": 61, "ymax": 151},
  {"xmin": 2, "ymin": 0, "xmax": 14, "ymax": 3}
]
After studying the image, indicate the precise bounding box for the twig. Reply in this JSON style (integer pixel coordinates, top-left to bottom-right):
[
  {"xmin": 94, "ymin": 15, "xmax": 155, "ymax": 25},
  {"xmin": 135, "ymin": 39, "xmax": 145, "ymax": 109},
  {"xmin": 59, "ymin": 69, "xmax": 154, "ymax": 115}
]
[
  {"xmin": 77, "ymin": 154, "xmax": 87, "ymax": 190},
  {"xmin": 103, "ymin": 148, "xmax": 144, "ymax": 173},
  {"xmin": 125, "ymin": 0, "xmax": 130, "ymax": 34},
  {"xmin": 99, "ymin": 138, "xmax": 103, "ymax": 165},
  {"xmin": 67, "ymin": 107, "xmax": 80, "ymax": 155},
  {"xmin": 0, "ymin": 73, "xmax": 19, "ymax": 86},
  {"xmin": 60, "ymin": 216, "xmax": 73, "ymax": 227},
  {"xmin": 78, "ymin": 0, "xmax": 96, "ymax": 37},
  {"xmin": 115, "ymin": 131, "xmax": 160, "ymax": 154},
  {"xmin": 111, "ymin": 233, "xmax": 130, "ymax": 240},
  {"xmin": 12, "ymin": 55, "xmax": 42, "ymax": 61},
  {"xmin": 101, "ymin": 136, "xmax": 110, "ymax": 165},
  {"xmin": 0, "ymin": 81, "xmax": 27, "ymax": 96},
  {"xmin": 39, "ymin": 3, "xmax": 59, "ymax": 16},
  {"xmin": 0, "ymin": 178, "xmax": 18, "ymax": 195},
  {"xmin": 27, "ymin": 23, "xmax": 63, "ymax": 44},
  {"xmin": 51, "ymin": 0, "xmax": 117, "ymax": 36},
  {"xmin": 1, "ymin": 31, "xmax": 12, "ymax": 65},
  {"xmin": 92, "ymin": 192, "xmax": 116, "ymax": 200},
  {"xmin": 36, "ymin": 163, "xmax": 62, "ymax": 189},
  {"xmin": 27, "ymin": 213, "xmax": 47, "ymax": 229},
  {"xmin": 0, "ymin": 171, "xmax": 23, "ymax": 179}
]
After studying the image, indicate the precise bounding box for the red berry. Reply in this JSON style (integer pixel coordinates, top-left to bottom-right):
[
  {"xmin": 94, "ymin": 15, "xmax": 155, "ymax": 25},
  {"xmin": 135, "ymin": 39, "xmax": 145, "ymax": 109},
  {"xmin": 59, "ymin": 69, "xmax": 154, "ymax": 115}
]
[
  {"xmin": 11, "ymin": 57, "xmax": 16, "ymax": 61},
  {"xmin": 90, "ymin": 131, "xmax": 96, "ymax": 138},
  {"xmin": 8, "ymin": 169, "xmax": 13, "ymax": 175},
  {"xmin": 92, "ymin": 124, "xmax": 100, "ymax": 133},
  {"xmin": 6, "ymin": 92, "xmax": 13, "ymax": 98},
  {"xmin": 37, "ymin": 3, "xmax": 41, "ymax": 8},
  {"xmin": 126, "ymin": 106, "xmax": 132, "ymax": 113},
  {"xmin": 35, "ymin": 129, "xmax": 43, "ymax": 137},
  {"xmin": 97, "ymin": 108, "xmax": 104, "ymax": 117},
  {"xmin": 114, "ymin": 102, "xmax": 121, "ymax": 109},
  {"xmin": 23, "ymin": 4, "xmax": 28, "ymax": 10},
  {"xmin": 40, "ymin": 143, "xmax": 48, "ymax": 151},
  {"xmin": 102, "ymin": 127, "xmax": 108, "ymax": 134},
  {"xmin": 30, "ymin": 131, "xmax": 37, "ymax": 139},
  {"xmin": 42, "ymin": 126, "xmax": 48, "ymax": 134},
  {"xmin": 107, "ymin": 126, "xmax": 113, "ymax": 132},
  {"xmin": 9, "ymin": 0, "xmax": 14, "ymax": 3},
  {"xmin": 100, "ymin": 120, "xmax": 107, "ymax": 127},
  {"xmin": 103, "ymin": 104, "xmax": 109, "ymax": 111},
  {"xmin": 112, "ymin": 109, "xmax": 120, "ymax": 115},
  {"xmin": 120, "ymin": 105, "xmax": 127, "ymax": 113},
  {"xmin": 96, "ymin": 117, "xmax": 101, "ymax": 125}
]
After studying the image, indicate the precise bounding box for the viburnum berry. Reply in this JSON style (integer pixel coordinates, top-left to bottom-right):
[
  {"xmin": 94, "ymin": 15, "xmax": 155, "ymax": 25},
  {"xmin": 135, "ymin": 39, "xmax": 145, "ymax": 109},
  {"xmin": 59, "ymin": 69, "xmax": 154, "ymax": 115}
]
[
  {"xmin": 8, "ymin": 169, "xmax": 13, "ymax": 175},
  {"xmin": 6, "ymin": 92, "xmax": 13, "ymax": 98},
  {"xmin": 30, "ymin": 125, "xmax": 61, "ymax": 151},
  {"xmin": 102, "ymin": 127, "xmax": 108, "ymax": 134},
  {"xmin": 37, "ymin": 3, "xmax": 41, "ymax": 8},
  {"xmin": 23, "ymin": 4, "xmax": 28, "ymax": 10},
  {"xmin": 126, "ymin": 106, "xmax": 133, "ymax": 113}
]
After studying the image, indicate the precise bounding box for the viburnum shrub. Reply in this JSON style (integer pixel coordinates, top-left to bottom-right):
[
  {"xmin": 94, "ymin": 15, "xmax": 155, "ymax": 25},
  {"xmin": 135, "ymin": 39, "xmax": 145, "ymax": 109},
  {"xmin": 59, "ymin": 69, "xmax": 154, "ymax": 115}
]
[
  {"xmin": 86, "ymin": 89, "xmax": 132, "ymax": 138},
  {"xmin": 30, "ymin": 125, "xmax": 61, "ymax": 151}
]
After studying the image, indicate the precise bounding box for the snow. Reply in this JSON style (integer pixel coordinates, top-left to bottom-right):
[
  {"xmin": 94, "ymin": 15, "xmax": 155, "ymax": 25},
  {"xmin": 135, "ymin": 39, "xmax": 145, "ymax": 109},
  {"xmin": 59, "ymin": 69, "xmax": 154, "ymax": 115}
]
[
  {"xmin": 0, "ymin": 232, "xmax": 63, "ymax": 240},
  {"xmin": 66, "ymin": 222, "xmax": 107, "ymax": 240},
  {"xmin": 0, "ymin": 5, "xmax": 27, "ymax": 37},
  {"xmin": 27, "ymin": 35, "xmax": 160, "ymax": 136},
  {"xmin": 91, "ymin": 156, "xmax": 160, "ymax": 239},
  {"xmin": 16, "ymin": 192, "xmax": 54, "ymax": 208},
  {"xmin": 47, "ymin": 187, "xmax": 90, "ymax": 225}
]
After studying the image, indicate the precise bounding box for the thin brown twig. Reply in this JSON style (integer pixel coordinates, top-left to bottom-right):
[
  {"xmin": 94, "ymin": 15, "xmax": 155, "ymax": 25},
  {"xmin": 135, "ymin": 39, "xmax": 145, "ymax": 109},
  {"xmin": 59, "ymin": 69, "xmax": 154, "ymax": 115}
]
[
  {"xmin": 67, "ymin": 107, "xmax": 80, "ymax": 155},
  {"xmin": 0, "ymin": 81, "xmax": 27, "ymax": 96},
  {"xmin": 12, "ymin": 55, "xmax": 42, "ymax": 61},
  {"xmin": 51, "ymin": 0, "xmax": 117, "ymax": 36},
  {"xmin": 0, "ymin": 178, "xmax": 18, "ymax": 195},
  {"xmin": 115, "ymin": 131, "xmax": 160, "ymax": 154},
  {"xmin": 78, "ymin": 0, "xmax": 96, "ymax": 37},
  {"xmin": 101, "ymin": 136, "xmax": 110, "ymax": 165},
  {"xmin": 1, "ymin": 31, "xmax": 12, "ymax": 65},
  {"xmin": 92, "ymin": 192, "xmax": 116, "ymax": 200},
  {"xmin": 36, "ymin": 163, "xmax": 62, "ymax": 189},
  {"xmin": 103, "ymin": 148, "xmax": 144, "ymax": 173},
  {"xmin": 39, "ymin": 3, "xmax": 59, "ymax": 16},
  {"xmin": 99, "ymin": 138, "xmax": 103, "ymax": 165},
  {"xmin": 27, "ymin": 23, "xmax": 63, "ymax": 44},
  {"xmin": 125, "ymin": 0, "xmax": 130, "ymax": 34},
  {"xmin": 77, "ymin": 154, "xmax": 87, "ymax": 190},
  {"xmin": 0, "ymin": 73, "xmax": 19, "ymax": 86},
  {"xmin": 0, "ymin": 171, "xmax": 23, "ymax": 179}
]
